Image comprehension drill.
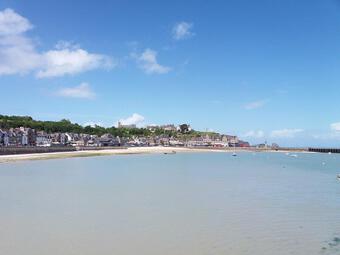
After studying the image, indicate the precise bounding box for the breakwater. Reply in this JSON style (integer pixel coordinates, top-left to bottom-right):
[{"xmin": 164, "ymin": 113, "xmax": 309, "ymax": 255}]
[
  {"xmin": 0, "ymin": 146, "xmax": 76, "ymax": 155},
  {"xmin": 308, "ymin": 148, "xmax": 340, "ymax": 153}
]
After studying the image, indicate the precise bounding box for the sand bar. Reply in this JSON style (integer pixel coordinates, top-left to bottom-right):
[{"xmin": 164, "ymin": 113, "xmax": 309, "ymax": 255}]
[{"xmin": 0, "ymin": 146, "xmax": 228, "ymax": 164}]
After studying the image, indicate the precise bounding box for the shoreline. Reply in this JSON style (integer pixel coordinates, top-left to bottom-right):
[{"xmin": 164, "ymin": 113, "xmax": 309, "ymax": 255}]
[
  {"xmin": 0, "ymin": 147, "xmax": 221, "ymax": 164},
  {"xmin": 0, "ymin": 146, "xmax": 312, "ymax": 164}
]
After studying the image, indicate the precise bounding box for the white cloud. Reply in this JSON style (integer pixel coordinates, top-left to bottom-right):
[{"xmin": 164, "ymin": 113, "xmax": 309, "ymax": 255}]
[
  {"xmin": 312, "ymin": 122, "xmax": 340, "ymax": 141},
  {"xmin": 0, "ymin": 8, "xmax": 113, "ymax": 78},
  {"xmin": 0, "ymin": 8, "xmax": 32, "ymax": 35},
  {"xmin": 136, "ymin": 48, "xmax": 171, "ymax": 74},
  {"xmin": 55, "ymin": 40, "xmax": 79, "ymax": 50},
  {"xmin": 242, "ymin": 130, "xmax": 265, "ymax": 138},
  {"xmin": 172, "ymin": 22, "xmax": 194, "ymax": 40},
  {"xmin": 312, "ymin": 132, "xmax": 340, "ymax": 140},
  {"xmin": 37, "ymin": 44, "xmax": 112, "ymax": 78},
  {"xmin": 0, "ymin": 34, "xmax": 43, "ymax": 75},
  {"xmin": 0, "ymin": 9, "xmax": 42, "ymax": 75},
  {"xmin": 56, "ymin": 82, "xmax": 96, "ymax": 99},
  {"xmin": 244, "ymin": 100, "xmax": 267, "ymax": 110},
  {"xmin": 270, "ymin": 129, "xmax": 304, "ymax": 138},
  {"xmin": 330, "ymin": 122, "xmax": 340, "ymax": 132},
  {"xmin": 83, "ymin": 121, "xmax": 103, "ymax": 127},
  {"xmin": 118, "ymin": 113, "xmax": 145, "ymax": 126}
]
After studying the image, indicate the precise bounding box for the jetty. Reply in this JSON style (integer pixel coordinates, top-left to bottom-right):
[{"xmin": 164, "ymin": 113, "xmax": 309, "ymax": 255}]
[{"xmin": 308, "ymin": 148, "xmax": 340, "ymax": 153}]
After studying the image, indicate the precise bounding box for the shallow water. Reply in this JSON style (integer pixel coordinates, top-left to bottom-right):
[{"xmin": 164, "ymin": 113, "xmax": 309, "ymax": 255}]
[{"xmin": 0, "ymin": 152, "xmax": 339, "ymax": 255}]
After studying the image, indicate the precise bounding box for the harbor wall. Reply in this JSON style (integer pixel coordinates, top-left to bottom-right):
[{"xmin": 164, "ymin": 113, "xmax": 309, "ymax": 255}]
[
  {"xmin": 0, "ymin": 146, "xmax": 76, "ymax": 155},
  {"xmin": 308, "ymin": 148, "xmax": 340, "ymax": 153}
]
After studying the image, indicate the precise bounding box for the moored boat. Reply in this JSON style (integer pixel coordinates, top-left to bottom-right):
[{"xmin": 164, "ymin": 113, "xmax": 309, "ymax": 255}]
[{"xmin": 164, "ymin": 151, "xmax": 176, "ymax": 155}]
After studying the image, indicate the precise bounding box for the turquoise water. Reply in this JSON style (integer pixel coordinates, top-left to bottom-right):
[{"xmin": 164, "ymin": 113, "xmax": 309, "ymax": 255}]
[{"xmin": 0, "ymin": 152, "xmax": 340, "ymax": 255}]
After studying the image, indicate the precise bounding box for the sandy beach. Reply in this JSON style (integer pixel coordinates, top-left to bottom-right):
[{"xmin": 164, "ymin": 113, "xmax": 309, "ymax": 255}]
[{"xmin": 0, "ymin": 146, "xmax": 228, "ymax": 163}]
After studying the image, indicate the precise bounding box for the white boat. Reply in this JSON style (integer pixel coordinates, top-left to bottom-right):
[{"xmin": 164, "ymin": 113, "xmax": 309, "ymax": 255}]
[
  {"xmin": 164, "ymin": 151, "xmax": 176, "ymax": 155},
  {"xmin": 290, "ymin": 154, "xmax": 298, "ymax": 158},
  {"xmin": 232, "ymin": 143, "xmax": 237, "ymax": 156}
]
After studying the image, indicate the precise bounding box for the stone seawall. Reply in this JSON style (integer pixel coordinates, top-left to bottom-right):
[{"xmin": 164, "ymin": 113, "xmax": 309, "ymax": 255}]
[
  {"xmin": 76, "ymin": 146, "xmax": 127, "ymax": 151},
  {"xmin": 308, "ymin": 148, "xmax": 340, "ymax": 153},
  {"xmin": 0, "ymin": 146, "xmax": 76, "ymax": 155}
]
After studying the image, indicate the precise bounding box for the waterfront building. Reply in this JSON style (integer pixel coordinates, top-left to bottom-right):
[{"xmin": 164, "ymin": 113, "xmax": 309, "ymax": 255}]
[
  {"xmin": 161, "ymin": 124, "xmax": 177, "ymax": 132},
  {"xmin": 21, "ymin": 133, "xmax": 28, "ymax": 146},
  {"xmin": 146, "ymin": 125, "xmax": 159, "ymax": 132},
  {"xmin": 118, "ymin": 122, "xmax": 137, "ymax": 129},
  {"xmin": 98, "ymin": 133, "xmax": 120, "ymax": 146},
  {"xmin": 0, "ymin": 129, "xmax": 4, "ymax": 146},
  {"xmin": 36, "ymin": 131, "xmax": 52, "ymax": 147},
  {"xmin": 237, "ymin": 140, "xmax": 250, "ymax": 147}
]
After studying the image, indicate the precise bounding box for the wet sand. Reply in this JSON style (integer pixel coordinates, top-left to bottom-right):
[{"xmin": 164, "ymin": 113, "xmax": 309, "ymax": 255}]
[{"xmin": 0, "ymin": 146, "xmax": 225, "ymax": 163}]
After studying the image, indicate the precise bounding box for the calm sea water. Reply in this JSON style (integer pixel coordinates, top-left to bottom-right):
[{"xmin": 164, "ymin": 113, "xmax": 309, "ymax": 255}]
[{"xmin": 0, "ymin": 152, "xmax": 340, "ymax": 255}]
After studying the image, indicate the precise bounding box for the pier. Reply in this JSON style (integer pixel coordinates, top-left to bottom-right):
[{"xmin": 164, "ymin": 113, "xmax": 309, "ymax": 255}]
[{"xmin": 308, "ymin": 148, "xmax": 340, "ymax": 153}]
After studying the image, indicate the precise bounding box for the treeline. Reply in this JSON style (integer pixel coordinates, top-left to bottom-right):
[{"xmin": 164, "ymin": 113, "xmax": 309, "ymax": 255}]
[
  {"xmin": 0, "ymin": 115, "xmax": 221, "ymax": 138},
  {"xmin": 0, "ymin": 115, "xmax": 184, "ymax": 137}
]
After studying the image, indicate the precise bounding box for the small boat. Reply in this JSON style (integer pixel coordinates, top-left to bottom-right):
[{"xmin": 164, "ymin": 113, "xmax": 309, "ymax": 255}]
[
  {"xmin": 337, "ymin": 174, "xmax": 340, "ymax": 181},
  {"xmin": 232, "ymin": 143, "xmax": 237, "ymax": 156},
  {"xmin": 164, "ymin": 151, "xmax": 176, "ymax": 155},
  {"xmin": 290, "ymin": 154, "xmax": 298, "ymax": 158}
]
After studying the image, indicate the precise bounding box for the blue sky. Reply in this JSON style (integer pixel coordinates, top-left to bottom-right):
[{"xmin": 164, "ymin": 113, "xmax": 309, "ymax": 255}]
[{"xmin": 0, "ymin": 0, "xmax": 340, "ymax": 146}]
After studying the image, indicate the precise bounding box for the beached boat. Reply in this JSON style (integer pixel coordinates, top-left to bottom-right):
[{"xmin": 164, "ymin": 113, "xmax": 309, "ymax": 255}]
[
  {"xmin": 164, "ymin": 151, "xmax": 176, "ymax": 155},
  {"xmin": 232, "ymin": 143, "xmax": 237, "ymax": 156}
]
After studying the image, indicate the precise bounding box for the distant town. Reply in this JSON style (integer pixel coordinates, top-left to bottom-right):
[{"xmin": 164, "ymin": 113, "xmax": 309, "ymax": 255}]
[{"xmin": 0, "ymin": 115, "xmax": 262, "ymax": 149}]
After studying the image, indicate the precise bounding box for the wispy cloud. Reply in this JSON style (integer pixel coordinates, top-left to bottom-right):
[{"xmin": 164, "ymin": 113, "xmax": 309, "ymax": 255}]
[
  {"xmin": 136, "ymin": 48, "xmax": 171, "ymax": 74},
  {"xmin": 56, "ymin": 82, "xmax": 96, "ymax": 99},
  {"xmin": 312, "ymin": 122, "xmax": 340, "ymax": 140},
  {"xmin": 0, "ymin": 8, "xmax": 114, "ymax": 78},
  {"xmin": 118, "ymin": 113, "xmax": 145, "ymax": 126},
  {"xmin": 172, "ymin": 22, "xmax": 194, "ymax": 40},
  {"xmin": 276, "ymin": 89, "xmax": 288, "ymax": 95},
  {"xmin": 314, "ymin": 122, "xmax": 340, "ymax": 140},
  {"xmin": 210, "ymin": 99, "xmax": 224, "ymax": 106},
  {"xmin": 270, "ymin": 129, "xmax": 304, "ymax": 138},
  {"xmin": 244, "ymin": 100, "xmax": 267, "ymax": 110},
  {"xmin": 330, "ymin": 122, "xmax": 340, "ymax": 132},
  {"xmin": 242, "ymin": 130, "xmax": 265, "ymax": 138}
]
